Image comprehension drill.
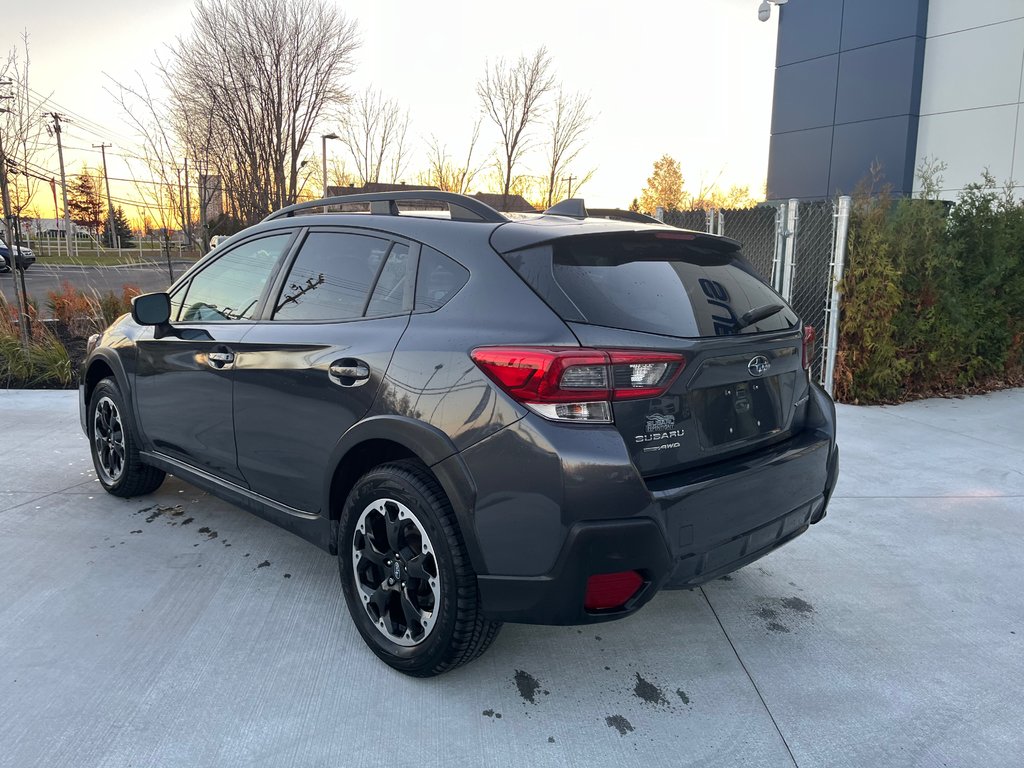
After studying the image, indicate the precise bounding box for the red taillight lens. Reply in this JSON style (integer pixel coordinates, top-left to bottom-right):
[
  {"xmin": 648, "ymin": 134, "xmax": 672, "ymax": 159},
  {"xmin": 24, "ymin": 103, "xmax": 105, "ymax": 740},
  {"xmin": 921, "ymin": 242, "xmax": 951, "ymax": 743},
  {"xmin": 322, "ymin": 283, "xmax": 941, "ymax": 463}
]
[
  {"xmin": 470, "ymin": 347, "xmax": 685, "ymax": 422},
  {"xmin": 802, "ymin": 325, "xmax": 815, "ymax": 371},
  {"xmin": 584, "ymin": 571, "xmax": 644, "ymax": 611}
]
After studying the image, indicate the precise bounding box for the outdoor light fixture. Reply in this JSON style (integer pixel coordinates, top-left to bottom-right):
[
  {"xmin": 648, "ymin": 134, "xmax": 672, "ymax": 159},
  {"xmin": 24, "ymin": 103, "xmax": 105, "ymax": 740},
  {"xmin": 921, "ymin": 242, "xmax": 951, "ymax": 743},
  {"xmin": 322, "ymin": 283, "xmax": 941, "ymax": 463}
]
[{"xmin": 758, "ymin": 0, "xmax": 788, "ymax": 22}]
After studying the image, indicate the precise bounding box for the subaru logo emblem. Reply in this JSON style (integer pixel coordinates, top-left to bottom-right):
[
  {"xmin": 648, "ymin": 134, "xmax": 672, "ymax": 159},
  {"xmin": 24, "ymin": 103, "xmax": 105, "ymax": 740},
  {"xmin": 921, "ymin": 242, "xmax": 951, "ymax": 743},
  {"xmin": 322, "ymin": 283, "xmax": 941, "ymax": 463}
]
[{"xmin": 747, "ymin": 355, "xmax": 770, "ymax": 377}]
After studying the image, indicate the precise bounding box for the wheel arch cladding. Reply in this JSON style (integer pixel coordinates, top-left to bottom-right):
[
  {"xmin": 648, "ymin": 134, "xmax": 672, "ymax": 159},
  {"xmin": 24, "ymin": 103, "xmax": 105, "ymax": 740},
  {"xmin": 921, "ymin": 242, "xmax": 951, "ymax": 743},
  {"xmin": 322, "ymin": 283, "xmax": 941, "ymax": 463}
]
[
  {"xmin": 83, "ymin": 352, "xmax": 144, "ymax": 445},
  {"xmin": 324, "ymin": 417, "xmax": 480, "ymax": 567}
]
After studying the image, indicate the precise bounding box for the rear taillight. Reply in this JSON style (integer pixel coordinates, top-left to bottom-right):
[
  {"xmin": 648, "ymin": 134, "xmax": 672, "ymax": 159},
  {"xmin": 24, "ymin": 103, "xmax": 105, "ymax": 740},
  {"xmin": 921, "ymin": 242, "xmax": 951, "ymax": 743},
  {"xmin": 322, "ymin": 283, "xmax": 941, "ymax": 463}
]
[
  {"xmin": 470, "ymin": 347, "xmax": 685, "ymax": 423},
  {"xmin": 584, "ymin": 571, "xmax": 644, "ymax": 611},
  {"xmin": 802, "ymin": 325, "xmax": 815, "ymax": 371}
]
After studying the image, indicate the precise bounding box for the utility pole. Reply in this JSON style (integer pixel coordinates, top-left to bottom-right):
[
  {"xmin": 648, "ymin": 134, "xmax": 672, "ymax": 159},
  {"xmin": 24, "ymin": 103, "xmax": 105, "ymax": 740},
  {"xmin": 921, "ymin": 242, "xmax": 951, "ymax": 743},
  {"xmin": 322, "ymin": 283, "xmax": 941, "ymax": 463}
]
[
  {"xmin": 93, "ymin": 143, "xmax": 118, "ymax": 253},
  {"xmin": 183, "ymin": 157, "xmax": 193, "ymax": 249},
  {"xmin": 1, "ymin": 82, "xmax": 29, "ymax": 345},
  {"xmin": 50, "ymin": 113, "xmax": 75, "ymax": 258},
  {"xmin": 563, "ymin": 174, "xmax": 576, "ymax": 199}
]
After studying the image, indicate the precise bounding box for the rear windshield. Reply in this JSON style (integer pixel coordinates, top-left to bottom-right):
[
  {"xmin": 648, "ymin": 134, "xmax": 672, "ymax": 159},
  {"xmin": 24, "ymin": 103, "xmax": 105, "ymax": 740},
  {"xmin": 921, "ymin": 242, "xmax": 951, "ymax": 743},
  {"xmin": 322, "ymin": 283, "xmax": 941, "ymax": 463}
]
[{"xmin": 503, "ymin": 234, "xmax": 798, "ymax": 338}]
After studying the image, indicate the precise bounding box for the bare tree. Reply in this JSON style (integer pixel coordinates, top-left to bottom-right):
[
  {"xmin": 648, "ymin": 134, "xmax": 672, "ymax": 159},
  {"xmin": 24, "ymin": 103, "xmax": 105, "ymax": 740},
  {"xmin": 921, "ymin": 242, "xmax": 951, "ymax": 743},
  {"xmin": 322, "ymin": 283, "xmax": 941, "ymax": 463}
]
[
  {"xmin": 542, "ymin": 88, "xmax": 594, "ymax": 207},
  {"xmin": 107, "ymin": 73, "xmax": 188, "ymax": 247},
  {"xmin": 477, "ymin": 46, "xmax": 555, "ymax": 207},
  {"xmin": 340, "ymin": 87, "xmax": 411, "ymax": 185},
  {"xmin": 1, "ymin": 34, "xmax": 48, "ymax": 239},
  {"xmin": 423, "ymin": 119, "xmax": 484, "ymax": 194},
  {"xmin": 162, "ymin": 0, "xmax": 359, "ymax": 222}
]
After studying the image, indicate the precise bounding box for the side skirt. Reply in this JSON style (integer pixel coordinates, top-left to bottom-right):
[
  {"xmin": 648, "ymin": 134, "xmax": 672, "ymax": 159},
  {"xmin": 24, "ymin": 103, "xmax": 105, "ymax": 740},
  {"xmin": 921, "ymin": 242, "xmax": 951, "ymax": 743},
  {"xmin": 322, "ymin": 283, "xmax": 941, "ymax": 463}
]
[{"xmin": 140, "ymin": 451, "xmax": 333, "ymax": 552}]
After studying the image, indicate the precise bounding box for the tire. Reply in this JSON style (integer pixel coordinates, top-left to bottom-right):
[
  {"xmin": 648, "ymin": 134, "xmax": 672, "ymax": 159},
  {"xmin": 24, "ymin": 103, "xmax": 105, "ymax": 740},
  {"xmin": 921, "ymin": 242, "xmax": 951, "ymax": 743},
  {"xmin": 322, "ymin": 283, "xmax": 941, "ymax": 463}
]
[
  {"xmin": 88, "ymin": 378, "xmax": 165, "ymax": 498},
  {"xmin": 338, "ymin": 460, "xmax": 501, "ymax": 677}
]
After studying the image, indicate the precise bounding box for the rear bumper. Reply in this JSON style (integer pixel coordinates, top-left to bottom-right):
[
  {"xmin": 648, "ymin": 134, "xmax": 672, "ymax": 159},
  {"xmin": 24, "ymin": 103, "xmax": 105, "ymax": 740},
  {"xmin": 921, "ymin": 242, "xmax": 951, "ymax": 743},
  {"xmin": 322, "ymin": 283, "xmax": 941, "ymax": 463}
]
[{"xmin": 465, "ymin": 384, "xmax": 838, "ymax": 625}]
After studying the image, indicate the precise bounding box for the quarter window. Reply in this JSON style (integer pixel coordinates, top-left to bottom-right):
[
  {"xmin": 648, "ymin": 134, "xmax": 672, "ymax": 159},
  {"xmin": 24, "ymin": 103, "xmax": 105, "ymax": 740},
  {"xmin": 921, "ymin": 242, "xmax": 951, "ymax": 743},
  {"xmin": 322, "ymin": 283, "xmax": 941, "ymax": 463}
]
[
  {"xmin": 179, "ymin": 234, "xmax": 291, "ymax": 322},
  {"xmin": 415, "ymin": 246, "xmax": 469, "ymax": 312}
]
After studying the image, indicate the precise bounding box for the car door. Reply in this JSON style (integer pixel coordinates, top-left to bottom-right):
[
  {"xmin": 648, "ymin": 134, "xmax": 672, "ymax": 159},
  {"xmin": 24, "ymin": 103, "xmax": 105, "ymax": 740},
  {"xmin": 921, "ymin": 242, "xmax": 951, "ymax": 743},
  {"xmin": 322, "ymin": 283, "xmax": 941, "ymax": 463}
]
[
  {"xmin": 133, "ymin": 231, "xmax": 296, "ymax": 484},
  {"xmin": 232, "ymin": 228, "xmax": 414, "ymax": 513}
]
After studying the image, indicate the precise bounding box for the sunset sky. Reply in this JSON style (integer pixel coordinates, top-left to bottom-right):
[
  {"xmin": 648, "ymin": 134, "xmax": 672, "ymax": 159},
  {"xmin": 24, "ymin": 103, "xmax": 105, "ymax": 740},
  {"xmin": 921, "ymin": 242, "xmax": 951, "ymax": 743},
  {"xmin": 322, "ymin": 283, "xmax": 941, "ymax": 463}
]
[{"xmin": 5, "ymin": 0, "xmax": 780, "ymax": 218}]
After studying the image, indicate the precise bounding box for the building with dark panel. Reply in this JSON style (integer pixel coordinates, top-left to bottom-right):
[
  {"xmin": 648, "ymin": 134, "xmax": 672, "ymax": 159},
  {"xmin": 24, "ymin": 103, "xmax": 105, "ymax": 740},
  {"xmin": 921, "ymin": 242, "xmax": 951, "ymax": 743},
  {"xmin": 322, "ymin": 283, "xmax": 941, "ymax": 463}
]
[{"xmin": 767, "ymin": 1, "xmax": 1024, "ymax": 200}]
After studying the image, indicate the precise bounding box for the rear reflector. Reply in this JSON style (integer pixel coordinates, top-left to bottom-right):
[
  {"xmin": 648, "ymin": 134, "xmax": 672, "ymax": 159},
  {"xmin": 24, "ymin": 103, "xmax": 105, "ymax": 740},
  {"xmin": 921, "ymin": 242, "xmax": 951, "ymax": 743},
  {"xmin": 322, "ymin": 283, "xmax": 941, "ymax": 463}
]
[
  {"xmin": 802, "ymin": 325, "xmax": 815, "ymax": 371},
  {"xmin": 584, "ymin": 571, "xmax": 645, "ymax": 611},
  {"xmin": 471, "ymin": 347, "xmax": 685, "ymax": 423}
]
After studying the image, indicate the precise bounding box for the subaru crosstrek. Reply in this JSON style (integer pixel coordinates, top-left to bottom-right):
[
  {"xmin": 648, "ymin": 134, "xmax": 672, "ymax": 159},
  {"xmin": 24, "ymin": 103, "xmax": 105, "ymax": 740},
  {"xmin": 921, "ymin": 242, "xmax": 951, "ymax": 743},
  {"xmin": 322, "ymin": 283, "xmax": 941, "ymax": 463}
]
[{"xmin": 80, "ymin": 191, "xmax": 839, "ymax": 676}]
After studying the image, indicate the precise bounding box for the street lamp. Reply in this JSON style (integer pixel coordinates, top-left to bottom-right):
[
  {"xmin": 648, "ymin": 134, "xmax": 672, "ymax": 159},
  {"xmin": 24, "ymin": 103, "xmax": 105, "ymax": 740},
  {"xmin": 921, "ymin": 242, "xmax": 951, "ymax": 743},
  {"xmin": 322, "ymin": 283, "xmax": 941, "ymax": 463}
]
[{"xmin": 321, "ymin": 133, "xmax": 339, "ymax": 196}]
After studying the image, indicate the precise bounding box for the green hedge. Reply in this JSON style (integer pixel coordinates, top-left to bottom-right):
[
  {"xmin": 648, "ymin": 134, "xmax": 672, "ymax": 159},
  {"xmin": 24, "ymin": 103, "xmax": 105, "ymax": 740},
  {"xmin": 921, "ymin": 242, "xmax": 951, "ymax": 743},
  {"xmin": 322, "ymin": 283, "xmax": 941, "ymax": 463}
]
[{"xmin": 835, "ymin": 173, "xmax": 1024, "ymax": 403}]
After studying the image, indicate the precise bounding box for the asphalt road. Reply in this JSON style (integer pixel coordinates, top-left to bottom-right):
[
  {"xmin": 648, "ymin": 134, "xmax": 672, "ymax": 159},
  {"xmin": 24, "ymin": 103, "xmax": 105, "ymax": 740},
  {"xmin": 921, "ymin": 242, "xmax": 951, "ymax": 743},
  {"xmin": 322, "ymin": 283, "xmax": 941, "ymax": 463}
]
[
  {"xmin": 1, "ymin": 262, "xmax": 192, "ymax": 313},
  {"xmin": 1, "ymin": 389, "xmax": 1022, "ymax": 767}
]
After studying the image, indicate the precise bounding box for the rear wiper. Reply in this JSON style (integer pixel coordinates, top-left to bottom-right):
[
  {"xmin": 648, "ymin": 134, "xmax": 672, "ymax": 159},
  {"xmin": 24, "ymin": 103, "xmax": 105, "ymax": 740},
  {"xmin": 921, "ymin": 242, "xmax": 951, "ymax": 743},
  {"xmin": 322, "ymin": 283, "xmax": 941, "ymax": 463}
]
[{"xmin": 736, "ymin": 303, "xmax": 785, "ymax": 330}]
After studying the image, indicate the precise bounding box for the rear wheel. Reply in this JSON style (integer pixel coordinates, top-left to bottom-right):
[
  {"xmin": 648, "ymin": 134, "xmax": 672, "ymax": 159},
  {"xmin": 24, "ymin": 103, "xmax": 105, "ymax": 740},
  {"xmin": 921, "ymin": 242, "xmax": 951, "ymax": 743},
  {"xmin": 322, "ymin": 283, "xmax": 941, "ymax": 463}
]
[
  {"xmin": 338, "ymin": 460, "xmax": 501, "ymax": 676},
  {"xmin": 88, "ymin": 378, "xmax": 165, "ymax": 497}
]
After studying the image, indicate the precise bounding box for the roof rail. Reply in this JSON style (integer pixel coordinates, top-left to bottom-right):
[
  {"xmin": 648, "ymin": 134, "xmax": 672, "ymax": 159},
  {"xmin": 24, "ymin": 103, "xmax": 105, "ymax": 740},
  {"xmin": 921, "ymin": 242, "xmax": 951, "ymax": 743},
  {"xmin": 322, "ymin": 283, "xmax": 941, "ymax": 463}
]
[{"xmin": 262, "ymin": 190, "xmax": 508, "ymax": 223}]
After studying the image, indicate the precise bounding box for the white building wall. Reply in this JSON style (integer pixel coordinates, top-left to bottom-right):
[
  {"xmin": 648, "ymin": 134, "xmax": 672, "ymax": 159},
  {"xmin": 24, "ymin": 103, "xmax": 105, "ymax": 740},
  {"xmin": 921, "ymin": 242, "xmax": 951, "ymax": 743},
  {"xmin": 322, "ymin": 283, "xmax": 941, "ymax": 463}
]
[{"xmin": 914, "ymin": 2, "xmax": 1024, "ymax": 197}]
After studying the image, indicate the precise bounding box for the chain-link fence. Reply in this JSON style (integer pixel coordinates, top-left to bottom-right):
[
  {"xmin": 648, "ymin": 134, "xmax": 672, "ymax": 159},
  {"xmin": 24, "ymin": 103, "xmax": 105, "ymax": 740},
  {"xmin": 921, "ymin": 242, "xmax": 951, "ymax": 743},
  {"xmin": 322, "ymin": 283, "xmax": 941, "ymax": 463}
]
[
  {"xmin": 660, "ymin": 199, "xmax": 850, "ymax": 391},
  {"xmin": 786, "ymin": 201, "xmax": 836, "ymax": 383},
  {"xmin": 715, "ymin": 206, "xmax": 778, "ymax": 281},
  {"xmin": 663, "ymin": 208, "xmax": 711, "ymax": 234}
]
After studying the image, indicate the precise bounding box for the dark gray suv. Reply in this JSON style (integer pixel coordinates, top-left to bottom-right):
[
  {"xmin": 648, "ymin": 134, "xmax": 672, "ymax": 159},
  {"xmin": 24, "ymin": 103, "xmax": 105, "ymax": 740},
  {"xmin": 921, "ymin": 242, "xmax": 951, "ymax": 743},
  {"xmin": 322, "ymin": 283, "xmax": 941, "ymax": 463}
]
[{"xmin": 80, "ymin": 192, "xmax": 839, "ymax": 676}]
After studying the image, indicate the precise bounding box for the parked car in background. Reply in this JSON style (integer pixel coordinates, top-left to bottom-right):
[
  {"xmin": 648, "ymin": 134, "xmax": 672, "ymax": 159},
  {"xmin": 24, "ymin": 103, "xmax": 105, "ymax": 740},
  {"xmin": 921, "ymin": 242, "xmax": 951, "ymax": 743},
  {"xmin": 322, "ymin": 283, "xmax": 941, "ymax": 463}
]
[
  {"xmin": 79, "ymin": 191, "xmax": 839, "ymax": 677},
  {"xmin": 0, "ymin": 240, "xmax": 36, "ymax": 271}
]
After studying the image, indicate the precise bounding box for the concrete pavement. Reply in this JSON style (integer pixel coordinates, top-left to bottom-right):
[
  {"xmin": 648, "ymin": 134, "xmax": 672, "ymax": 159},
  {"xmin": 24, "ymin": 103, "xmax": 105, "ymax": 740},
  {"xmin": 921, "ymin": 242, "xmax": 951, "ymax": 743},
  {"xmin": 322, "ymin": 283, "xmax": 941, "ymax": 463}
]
[{"xmin": 0, "ymin": 389, "xmax": 1021, "ymax": 767}]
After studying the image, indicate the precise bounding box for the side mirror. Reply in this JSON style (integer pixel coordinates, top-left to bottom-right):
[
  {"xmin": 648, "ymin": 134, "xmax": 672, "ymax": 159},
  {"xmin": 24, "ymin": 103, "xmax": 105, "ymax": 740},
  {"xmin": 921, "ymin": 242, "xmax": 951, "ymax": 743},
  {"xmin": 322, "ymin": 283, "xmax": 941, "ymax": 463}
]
[{"xmin": 131, "ymin": 292, "xmax": 171, "ymax": 327}]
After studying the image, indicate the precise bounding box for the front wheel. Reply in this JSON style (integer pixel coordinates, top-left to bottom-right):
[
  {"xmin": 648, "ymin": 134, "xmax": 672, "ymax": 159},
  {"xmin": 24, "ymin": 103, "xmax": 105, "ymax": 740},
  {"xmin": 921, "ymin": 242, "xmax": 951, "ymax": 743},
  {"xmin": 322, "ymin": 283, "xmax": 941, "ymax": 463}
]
[
  {"xmin": 338, "ymin": 460, "xmax": 501, "ymax": 676},
  {"xmin": 88, "ymin": 378, "xmax": 165, "ymax": 497}
]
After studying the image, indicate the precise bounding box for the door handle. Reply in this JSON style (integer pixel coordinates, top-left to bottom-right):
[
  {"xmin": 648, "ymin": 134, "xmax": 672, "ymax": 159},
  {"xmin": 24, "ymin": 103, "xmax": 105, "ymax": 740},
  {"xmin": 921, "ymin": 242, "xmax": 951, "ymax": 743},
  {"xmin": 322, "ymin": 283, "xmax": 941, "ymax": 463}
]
[
  {"xmin": 206, "ymin": 351, "xmax": 235, "ymax": 369},
  {"xmin": 329, "ymin": 359, "xmax": 370, "ymax": 386}
]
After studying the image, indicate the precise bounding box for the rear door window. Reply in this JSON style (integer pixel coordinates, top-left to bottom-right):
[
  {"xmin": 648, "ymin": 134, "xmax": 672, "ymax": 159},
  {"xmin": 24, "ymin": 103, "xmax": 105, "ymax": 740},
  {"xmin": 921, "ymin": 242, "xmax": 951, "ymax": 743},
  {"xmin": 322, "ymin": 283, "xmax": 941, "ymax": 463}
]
[
  {"xmin": 273, "ymin": 232, "xmax": 394, "ymax": 321},
  {"xmin": 504, "ymin": 234, "xmax": 797, "ymax": 338}
]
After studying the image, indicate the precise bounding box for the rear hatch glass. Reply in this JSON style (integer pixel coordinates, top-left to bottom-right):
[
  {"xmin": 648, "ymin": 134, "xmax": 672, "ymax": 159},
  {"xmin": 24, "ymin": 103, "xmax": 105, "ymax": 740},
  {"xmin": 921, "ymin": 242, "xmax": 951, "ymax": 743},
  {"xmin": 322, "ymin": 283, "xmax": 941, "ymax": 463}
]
[
  {"xmin": 501, "ymin": 231, "xmax": 806, "ymax": 476},
  {"xmin": 502, "ymin": 232, "xmax": 797, "ymax": 338}
]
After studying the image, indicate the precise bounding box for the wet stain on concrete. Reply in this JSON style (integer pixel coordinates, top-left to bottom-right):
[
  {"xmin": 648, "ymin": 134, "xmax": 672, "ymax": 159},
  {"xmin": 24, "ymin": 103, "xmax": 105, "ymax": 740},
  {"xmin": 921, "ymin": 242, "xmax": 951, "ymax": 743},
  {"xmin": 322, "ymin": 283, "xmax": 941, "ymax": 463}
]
[
  {"xmin": 633, "ymin": 672, "xmax": 668, "ymax": 706},
  {"xmin": 548, "ymin": 736, "xmax": 555, "ymax": 743},
  {"xmin": 197, "ymin": 527, "xmax": 218, "ymax": 540},
  {"xmin": 283, "ymin": 573, "xmax": 291, "ymax": 579},
  {"xmin": 144, "ymin": 509, "xmax": 162, "ymax": 523},
  {"xmin": 482, "ymin": 709, "xmax": 499, "ymax": 718},
  {"xmin": 180, "ymin": 517, "xmax": 194, "ymax": 526},
  {"xmin": 129, "ymin": 530, "xmax": 142, "ymax": 534},
  {"xmin": 781, "ymin": 596, "xmax": 814, "ymax": 614},
  {"xmin": 514, "ymin": 670, "xmax": 542, "ymax": 704},
  {"xmin": 605, "ymin": 715, "xmax": 634, "ymax": 736},
  {"xmin": 755, "ymin": 596, "xmax": 815, "ymax": 633},
  {"xmin": 676, "ymin": 688, "xmax": 691, "ymax": 705},
  {"xmin": 256, "ymin": 560, "xmax": 271, "ymax": 569}
]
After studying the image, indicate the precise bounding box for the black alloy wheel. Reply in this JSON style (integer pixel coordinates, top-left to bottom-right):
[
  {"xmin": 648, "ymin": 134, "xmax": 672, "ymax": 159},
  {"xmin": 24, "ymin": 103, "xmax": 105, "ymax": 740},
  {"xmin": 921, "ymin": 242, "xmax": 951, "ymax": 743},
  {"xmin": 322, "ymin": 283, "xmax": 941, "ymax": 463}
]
[
  {"xmin": 338, "ymin": 460, "xmax": 501, "ymax": 677},
  {"xmin": 88, "ymin": 378, "xmax": 165, "ymax": 497}
]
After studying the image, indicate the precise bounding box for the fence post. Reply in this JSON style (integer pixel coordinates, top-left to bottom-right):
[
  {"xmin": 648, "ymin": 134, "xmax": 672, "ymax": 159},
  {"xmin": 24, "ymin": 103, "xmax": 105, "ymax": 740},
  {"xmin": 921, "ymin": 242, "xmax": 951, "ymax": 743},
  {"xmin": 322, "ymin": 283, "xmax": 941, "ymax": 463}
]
[
  {"xmin": 771, "ymin": 201, "xmax": 786, "ymax": 290},
  {"xmin": 822, "ymin": 195, "xmax": 852, "ymax": 396},
  {"xmin": 775, "ymin": 198, "xmax": 799, "ymax": 301},
  {"xmin": 716, "ymin": 209, "xmax": 724, "ymax": 236},
  {"xmin": 654, "ymin": 206, "xmax": 665, "ymax": 222}
]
